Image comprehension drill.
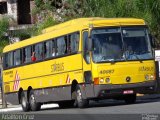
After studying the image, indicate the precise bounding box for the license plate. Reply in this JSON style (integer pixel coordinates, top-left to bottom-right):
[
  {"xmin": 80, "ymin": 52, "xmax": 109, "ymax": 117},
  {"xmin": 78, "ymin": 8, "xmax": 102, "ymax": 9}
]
[{"xmin": 123, "ymin": 90, "xmax": 134, "ymax": 94}]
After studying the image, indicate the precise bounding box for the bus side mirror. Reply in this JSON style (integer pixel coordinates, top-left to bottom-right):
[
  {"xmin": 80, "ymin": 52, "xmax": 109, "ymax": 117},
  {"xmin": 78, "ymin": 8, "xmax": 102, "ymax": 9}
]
[{"xmin": 149, "ymin": 34, "xmax": 155, "ymax": 48}]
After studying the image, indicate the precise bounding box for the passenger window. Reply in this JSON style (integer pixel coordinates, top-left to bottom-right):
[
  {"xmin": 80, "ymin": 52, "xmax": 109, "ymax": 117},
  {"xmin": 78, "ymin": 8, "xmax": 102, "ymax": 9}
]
[
  {"xmin": 57, "ymin": 36, "xmax": 66, "ymax": 56},
  {"xmin": 4, "ymin": 53, "xmax": 9, "ymax": 68},
  {"xmin": 13, "ymin": 49, "xmax": 22, "ymax": 66},
  {"xmin": 5, "ymin": 54, "xmax": 8, "ymax": 68},
  {"xmin": 67, "ymin": 36, "xmax": 72, "ymax": 54},
  {"xmin": 4, "ymin": 52, "xmax": 13, "ymax": 68},
  {"xmin": 70, "ymin": 33, "xmax": 79, "ymax": 53},
  {"xmin": 52, "ymin": 40, "xmax": 56, "ymax": 57},
  {"xmin": 35, "ymin": 43, "xmax": 43, "ymax": 61},
  {"xmin": 24, "ymin": 46, "xmax": 32, "ymax": 63},
  {"xmin": 31, "ymin": 45, "xmax": 36, "ymax": 62},
  {"xmin": 44, "ymin": 41, "xmax": 52, "ymax": 58},
  {"xmin": 83, "ymin": 31, "xmax": 90, "ymax": 64}
]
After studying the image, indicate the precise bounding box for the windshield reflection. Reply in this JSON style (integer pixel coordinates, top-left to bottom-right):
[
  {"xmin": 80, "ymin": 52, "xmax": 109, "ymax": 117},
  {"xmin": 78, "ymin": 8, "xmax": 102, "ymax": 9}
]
[
  {"xmin": 92, "ymin": 27, "xmax": 153, "ymax": 63},
  {"xmin": 122, "ymin": 28, "xmax": 152, "ymax": 60}
]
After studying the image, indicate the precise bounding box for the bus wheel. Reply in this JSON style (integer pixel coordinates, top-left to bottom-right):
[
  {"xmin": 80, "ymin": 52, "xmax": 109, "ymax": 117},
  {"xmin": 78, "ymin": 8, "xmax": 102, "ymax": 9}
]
[
  {"xmin": 21, "ymin": 92, "xmax": 30, "ymax": 112},
  {"xmin": 29, "ymin": 90, "xmax": 41, "ymax": 111},
  {"xmin": 75, "ymin": 85, "xmax": 89, "ymax": 108},
  {"xmin": 124, "ymin": 94, "xmax": 136, "ymax": 104}
]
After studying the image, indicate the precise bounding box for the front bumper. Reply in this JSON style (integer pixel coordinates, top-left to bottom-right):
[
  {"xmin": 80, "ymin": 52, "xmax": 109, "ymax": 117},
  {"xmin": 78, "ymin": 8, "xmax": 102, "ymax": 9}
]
[{"xmin": 94, "ymin": 80, "xmax": 156, "ymax": 98}]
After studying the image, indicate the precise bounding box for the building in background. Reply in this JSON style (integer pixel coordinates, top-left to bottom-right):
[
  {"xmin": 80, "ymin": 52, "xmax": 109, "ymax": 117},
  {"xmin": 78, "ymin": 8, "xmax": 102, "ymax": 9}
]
[
  {"xmin": 0, "ymin": 0, "xmax": 82, "ymax": 43},
  {"xmin": 0, "ymin": 0, "xmax": 36, "ymax": 43}
]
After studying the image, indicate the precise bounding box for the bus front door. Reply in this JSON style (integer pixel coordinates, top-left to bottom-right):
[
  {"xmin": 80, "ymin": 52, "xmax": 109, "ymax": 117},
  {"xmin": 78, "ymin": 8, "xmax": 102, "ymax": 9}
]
[{"xmin": 82, "ymin": 30, "xmax": 95, "ymax": 98}]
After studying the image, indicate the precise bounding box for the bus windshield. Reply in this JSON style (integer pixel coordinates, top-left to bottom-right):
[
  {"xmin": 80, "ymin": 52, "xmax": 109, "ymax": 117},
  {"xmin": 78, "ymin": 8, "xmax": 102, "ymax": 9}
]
[{"xmin": 92, "ymin": 27, "xmax": 153, "ymax": 63}]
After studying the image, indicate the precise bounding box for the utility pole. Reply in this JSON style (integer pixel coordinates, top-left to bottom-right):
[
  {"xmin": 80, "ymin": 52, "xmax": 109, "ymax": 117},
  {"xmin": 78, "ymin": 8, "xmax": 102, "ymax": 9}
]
[
  {"xmin": 1, "ymin": 86, "xmax": 7, "ymax": 108},
  {"xmin": 0, "ymin": 57, "xmax": 7, "ymax": 108}
]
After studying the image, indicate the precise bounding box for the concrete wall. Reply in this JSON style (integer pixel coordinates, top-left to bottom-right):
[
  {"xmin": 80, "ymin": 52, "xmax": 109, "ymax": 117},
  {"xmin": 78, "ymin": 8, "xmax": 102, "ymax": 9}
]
[
  {"xmin": 6, "ymin": 0, "xmax": 35, "ymax": 25},
  {"xmin": 0, "ymin": 0, "xmax": 6, "ymax": 2},
  {"xmin": 30, "ymin": 0, "xmax": 36, "ymax": 24},
  {"xmin": 7, "ymin": 0, "xmax": 18, "ymax": 25}
]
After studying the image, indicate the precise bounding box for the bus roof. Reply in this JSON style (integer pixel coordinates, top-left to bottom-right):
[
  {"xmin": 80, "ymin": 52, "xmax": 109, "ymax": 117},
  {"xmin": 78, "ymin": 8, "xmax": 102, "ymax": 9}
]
[{"xmin": 3, "ymin": 17, "xmax": 145, "ymax": 53}]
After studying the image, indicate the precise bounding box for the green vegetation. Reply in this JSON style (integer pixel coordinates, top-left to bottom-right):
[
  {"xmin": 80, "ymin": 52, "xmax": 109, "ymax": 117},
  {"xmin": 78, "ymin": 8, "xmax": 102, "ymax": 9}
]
[
  {"xmin": 31, "ymin": 16, "xmax": 59, "ymax": 36},
  {"xmin": 0, "ymin": 17, "xmax": 9, "ymax": 55},
  {"xmin": 32, "ymin": 0, "xmax": 160, "ymax": 42}
]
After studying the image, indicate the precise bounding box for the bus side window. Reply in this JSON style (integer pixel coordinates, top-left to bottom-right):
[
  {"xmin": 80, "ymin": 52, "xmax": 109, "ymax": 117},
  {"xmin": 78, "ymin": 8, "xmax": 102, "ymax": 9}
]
[
  {"xmin": 64, "ymin": 36, "xmax": 68, "ymax": 54},
  {"xmin": 13, "ymin": 49, "xmax": 22, "ymax": 66},
  {"xmin": 4, "ymin": 52, "xmax": 13, "ymax": 68},
  {"xmin": 35, "ymin": 43, "xmax": 43, "ymax": 61},
  {"xmin": 24, "ymin": 46, "xmax": 32, "ymax": 63},
  {"xmin": 44, "ymin": 40, "xmax": 52, "ymax": 58},
  {"xmin": 8, "ymin": 52, "xmax": 13, "ymax": 67},
  {"xmin": 4, "ymin": 53, "xmax": 8, "ymax": 68},
  {"xmin": 57, "ymin": 36, "xmax": 66, "ymax": 56},
  {"xmin": 52, "ymin": 40, "xmax": 56, "ymax": 56},
  {"xmin": 83, "ymin": 31, "xmax": 90, "ymax": 64},
  {"xmin": 67, "ymin": 35, "xmax": 71, "ymax": 54},
  {"xmin": 22, "ymin": 48, "xmax": 26, "ymax": 63},
  {"xmin": 70, "ymin": 32, "xmax": 79, "ymax": 53}
]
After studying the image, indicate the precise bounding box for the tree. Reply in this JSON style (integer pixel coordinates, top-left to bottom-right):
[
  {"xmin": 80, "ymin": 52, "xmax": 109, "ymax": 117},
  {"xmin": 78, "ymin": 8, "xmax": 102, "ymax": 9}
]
[
  {"xmin": 0, "ymin": 17, "xmax": 9, "ymax": 55},
  {"xmin": 30, "ymin": 0, "xmax": 160, "ymax": 42}
]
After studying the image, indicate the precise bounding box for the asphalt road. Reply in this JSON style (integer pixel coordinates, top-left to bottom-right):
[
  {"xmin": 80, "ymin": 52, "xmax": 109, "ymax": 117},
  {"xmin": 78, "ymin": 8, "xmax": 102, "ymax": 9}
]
[{"xmin": 4, "ymin": 96, "xmax": 160, "ymax": 120}]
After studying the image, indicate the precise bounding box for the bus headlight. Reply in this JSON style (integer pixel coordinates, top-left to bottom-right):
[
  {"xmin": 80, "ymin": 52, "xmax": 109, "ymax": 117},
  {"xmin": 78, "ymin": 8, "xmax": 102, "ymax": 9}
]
[
  {"xmin": 145, "ymin": 75, "xmax": 149, "ymax": 80},
  {"xmin": 106, "ymin": 78, "xmax": 111, "ymax": 83},
  {"xmin": 150, "ymin": 75, "xmax": 154, "ymax": 80},
  {"xmin": 145, "ymin": 74, "xmax": 155, "ymax": 80},
  {"xmin": 100, "ymin": 78, "xmax": 104, "ymax": 83}
]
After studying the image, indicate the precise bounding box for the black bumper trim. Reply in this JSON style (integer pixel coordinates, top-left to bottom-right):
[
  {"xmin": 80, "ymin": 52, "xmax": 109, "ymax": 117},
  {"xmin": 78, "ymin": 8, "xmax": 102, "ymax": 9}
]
[{"xmin": 94, "ymin": 81, "xmax": 156, "ymax": 98}]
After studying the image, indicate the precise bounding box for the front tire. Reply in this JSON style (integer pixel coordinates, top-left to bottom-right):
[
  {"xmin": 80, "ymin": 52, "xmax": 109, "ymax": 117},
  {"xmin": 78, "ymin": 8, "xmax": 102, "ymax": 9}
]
[
  {"xmin": 20, "ymin": 92, "xmax": 30, "ymax": 112},
  {"xmin": 29, "ymin": 90, "xmax": 41, "ymax": 111},
  {"xmin": 75, "ymin": 85, "xmax": 89, "ymax": 108}
]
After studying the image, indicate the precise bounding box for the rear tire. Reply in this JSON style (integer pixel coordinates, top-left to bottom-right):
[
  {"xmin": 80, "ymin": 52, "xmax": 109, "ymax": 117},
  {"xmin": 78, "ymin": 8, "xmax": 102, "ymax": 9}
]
[
  {"xmin": 124, "ymin": 94, "xmax": 136, "ymax": 104},
  {"xmin": 21, "ymin": 92, "xmax": 30, "ymax": 112},
  {"xmin": 29, "ymin": 90, "xmax": 41, "ymax": 111},
  {"xmin": 75, "ymin": 85, "xmax": 89, "ymax": 108}
]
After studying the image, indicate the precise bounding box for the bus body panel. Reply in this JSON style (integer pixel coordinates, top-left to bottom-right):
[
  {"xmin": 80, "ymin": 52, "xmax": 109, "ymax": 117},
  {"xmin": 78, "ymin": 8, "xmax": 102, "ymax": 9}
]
[
  {"xmin": 3, "ymin": 53, "xmax": 83, "ymax": 94},
  {"xmin": 96, "ymin": 60, "xmax": 155, "ymax": 85},
  {"xmin": 94, "ymin": 80, "xmax": 155, "ymax": 98}
]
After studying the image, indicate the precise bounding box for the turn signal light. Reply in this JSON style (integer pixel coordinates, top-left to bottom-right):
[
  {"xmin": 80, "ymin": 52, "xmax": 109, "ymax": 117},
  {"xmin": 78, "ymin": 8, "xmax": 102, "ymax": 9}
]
[{"xmin": 94, "ymin": 78, "xmax": 99, "ymax": 85}]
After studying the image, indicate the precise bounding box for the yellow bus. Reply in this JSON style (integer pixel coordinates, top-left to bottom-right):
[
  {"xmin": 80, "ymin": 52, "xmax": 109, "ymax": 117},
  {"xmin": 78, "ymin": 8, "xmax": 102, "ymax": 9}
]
[{"xmin": 3, "ymin": 18, "xmax": 156, "ymax": 111}]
